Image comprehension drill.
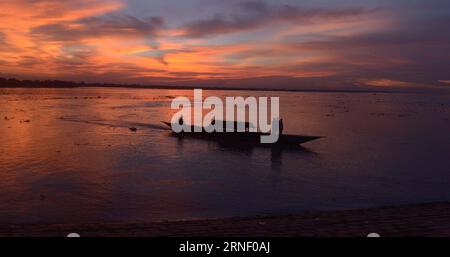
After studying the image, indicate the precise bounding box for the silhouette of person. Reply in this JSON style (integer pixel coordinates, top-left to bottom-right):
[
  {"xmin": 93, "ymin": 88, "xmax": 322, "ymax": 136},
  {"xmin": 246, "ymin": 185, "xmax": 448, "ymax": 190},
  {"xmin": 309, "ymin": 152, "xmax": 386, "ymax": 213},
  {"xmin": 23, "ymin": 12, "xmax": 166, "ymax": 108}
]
[
  {"xmin": 179, "ymin": 116, "xmax": 184, "ymax": 125},
  {"xmin": 279, "ymin": 118, "xmax": 284, "ymax": 135}
]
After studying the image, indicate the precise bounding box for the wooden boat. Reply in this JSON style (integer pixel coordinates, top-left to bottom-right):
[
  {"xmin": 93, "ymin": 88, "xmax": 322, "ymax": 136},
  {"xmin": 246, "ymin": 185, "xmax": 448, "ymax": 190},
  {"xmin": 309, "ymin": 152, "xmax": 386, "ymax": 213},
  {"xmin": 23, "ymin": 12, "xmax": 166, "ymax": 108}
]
[{"xmin": 161, "ymin": 121, "xmax": 322, "ymax": 146}]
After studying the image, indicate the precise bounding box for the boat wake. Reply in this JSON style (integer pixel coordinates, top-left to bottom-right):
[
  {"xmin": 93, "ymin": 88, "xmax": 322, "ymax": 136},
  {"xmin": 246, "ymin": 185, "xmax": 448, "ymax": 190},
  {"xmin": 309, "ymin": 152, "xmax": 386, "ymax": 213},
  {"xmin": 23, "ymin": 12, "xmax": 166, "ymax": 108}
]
[{"xmin": 58, "ymin": 117, "xmax": 168, "ymax": 131}]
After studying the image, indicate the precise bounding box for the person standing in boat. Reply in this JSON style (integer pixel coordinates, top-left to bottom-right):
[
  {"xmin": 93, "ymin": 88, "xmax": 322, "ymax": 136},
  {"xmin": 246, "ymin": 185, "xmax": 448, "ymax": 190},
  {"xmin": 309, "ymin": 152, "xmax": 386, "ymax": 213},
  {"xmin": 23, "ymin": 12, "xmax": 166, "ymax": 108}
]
[
  {"xmin": 270, "ymin": 117, "xmax": 284, "ymax": 137},
  {"xmin": 279, "ymin": 118, "xmax": 284, "ymax": 135}
]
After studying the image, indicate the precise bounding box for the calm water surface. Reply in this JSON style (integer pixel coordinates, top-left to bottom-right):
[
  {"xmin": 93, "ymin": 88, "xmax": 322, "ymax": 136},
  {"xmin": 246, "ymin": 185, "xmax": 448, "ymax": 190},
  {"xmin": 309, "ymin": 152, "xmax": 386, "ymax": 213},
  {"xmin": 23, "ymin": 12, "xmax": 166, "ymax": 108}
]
[{"xmin": 1, "ymin": 87, "xmax": 450, "ymax": 224}]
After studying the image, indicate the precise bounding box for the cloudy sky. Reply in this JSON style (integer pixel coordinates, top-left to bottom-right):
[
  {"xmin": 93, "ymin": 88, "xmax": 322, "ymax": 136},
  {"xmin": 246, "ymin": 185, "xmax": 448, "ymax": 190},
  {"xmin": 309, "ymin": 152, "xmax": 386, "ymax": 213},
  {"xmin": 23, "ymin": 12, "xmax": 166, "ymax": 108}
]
[{"xmin": 0, "ymin": 0, "xmax": 449, "ymax": 90}]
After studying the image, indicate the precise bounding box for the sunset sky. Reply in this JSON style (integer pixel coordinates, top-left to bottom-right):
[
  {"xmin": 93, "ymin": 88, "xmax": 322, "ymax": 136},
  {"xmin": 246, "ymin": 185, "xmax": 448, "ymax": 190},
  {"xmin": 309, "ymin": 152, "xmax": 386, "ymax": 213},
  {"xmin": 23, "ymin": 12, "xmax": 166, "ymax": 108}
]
[{"xmin": 0, "ymin": 0, "xmax": 449, "ymax": 90}]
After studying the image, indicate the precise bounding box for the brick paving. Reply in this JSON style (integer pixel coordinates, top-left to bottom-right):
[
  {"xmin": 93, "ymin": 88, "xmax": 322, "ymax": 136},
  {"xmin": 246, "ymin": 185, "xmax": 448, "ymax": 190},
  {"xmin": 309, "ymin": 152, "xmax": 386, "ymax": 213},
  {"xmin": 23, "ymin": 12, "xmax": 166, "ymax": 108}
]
[{"xmin": 1, "ymin": 202, "xmax": 450, "ymax": 237}]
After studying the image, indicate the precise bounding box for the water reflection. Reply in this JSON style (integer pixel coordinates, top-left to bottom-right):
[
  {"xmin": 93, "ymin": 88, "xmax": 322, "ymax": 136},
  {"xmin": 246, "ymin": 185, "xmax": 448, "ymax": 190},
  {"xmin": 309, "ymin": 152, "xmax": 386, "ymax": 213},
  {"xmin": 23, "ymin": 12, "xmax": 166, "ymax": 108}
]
[{"xmin": 167, "ymin": 132, "xmax": 318, "ymax": 166}]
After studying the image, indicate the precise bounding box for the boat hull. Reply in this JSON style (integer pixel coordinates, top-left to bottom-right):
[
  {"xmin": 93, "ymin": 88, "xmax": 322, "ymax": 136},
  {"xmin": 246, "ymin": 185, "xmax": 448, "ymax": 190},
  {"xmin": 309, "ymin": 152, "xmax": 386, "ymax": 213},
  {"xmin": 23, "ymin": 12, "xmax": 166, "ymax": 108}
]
[{"xmin": 162, "ymin": 122, "xmax": 322, "ymax": 145}]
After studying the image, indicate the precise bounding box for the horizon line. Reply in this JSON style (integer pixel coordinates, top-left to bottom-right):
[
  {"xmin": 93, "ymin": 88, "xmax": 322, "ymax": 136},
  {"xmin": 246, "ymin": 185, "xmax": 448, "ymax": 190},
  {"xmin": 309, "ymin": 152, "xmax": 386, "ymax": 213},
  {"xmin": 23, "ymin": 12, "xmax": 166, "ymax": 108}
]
[{"xmin": 0, "ymin": 77, "xmax": 448, "ymax": 95}]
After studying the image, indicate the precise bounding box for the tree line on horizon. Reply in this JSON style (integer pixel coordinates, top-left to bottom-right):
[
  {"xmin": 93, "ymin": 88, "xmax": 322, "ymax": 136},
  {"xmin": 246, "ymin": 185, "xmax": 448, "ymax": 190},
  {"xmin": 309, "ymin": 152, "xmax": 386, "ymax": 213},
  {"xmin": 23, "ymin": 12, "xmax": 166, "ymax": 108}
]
[{"xmin": 0, "ymin": 77, "xmax": 123, "ymax": 88}]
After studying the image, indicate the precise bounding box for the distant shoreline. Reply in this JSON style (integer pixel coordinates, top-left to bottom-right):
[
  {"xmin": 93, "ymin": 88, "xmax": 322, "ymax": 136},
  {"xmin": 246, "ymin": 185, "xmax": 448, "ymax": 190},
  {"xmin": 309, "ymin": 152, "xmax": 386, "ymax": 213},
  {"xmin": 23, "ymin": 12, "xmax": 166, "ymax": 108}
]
[
  {"xmin": 1, "ymin": 77, "xmax": 447, "ymax": 94},
  {"xmin": 0, "ymin": 85, "xmax": 402, "ymax": 94}
]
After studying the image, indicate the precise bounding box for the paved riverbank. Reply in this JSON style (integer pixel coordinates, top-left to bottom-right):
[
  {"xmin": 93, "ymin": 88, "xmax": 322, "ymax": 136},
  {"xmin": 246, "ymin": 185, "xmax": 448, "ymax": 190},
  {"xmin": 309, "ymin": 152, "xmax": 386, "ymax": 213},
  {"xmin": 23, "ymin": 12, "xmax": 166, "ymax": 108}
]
[{"xmin": 1, "ymin": 202, "xmax": 449, "ymax": 237}]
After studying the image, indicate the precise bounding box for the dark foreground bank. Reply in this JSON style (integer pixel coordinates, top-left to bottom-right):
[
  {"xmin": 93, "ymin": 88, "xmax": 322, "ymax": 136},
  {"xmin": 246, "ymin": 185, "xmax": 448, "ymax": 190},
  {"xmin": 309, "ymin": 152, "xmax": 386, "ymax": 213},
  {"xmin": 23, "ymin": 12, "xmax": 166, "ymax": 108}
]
[{"xmin": 1, "ymin": 202, "xmax": 449, "ymax": 237}]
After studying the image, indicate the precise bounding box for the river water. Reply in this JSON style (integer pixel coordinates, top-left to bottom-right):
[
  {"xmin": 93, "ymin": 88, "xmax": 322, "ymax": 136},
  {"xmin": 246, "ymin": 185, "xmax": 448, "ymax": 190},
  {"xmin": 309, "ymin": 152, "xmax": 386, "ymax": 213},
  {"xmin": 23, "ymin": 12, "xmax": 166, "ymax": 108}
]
[{"xmin": 1, "ymin": 87, "xmax": 449, "ymax": 224}]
